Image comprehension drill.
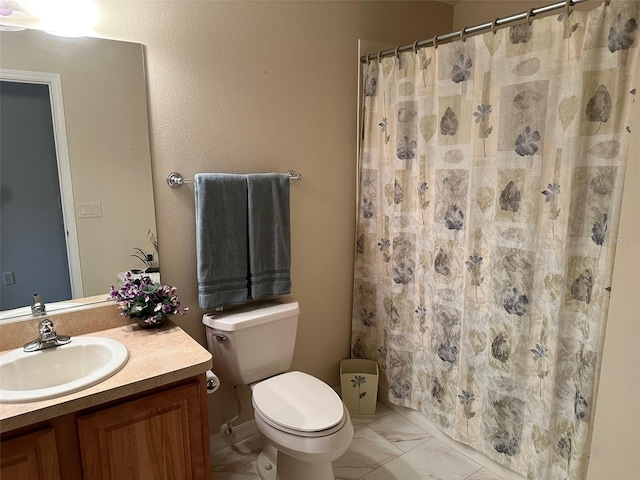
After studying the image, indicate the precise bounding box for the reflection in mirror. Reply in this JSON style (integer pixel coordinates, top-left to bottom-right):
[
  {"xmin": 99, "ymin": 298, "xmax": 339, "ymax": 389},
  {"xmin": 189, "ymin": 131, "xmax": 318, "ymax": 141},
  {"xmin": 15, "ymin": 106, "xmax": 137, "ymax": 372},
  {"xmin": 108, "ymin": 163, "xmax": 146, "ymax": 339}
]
[{"xmin": 0, "ymin": 28, "xmax": 157, "ymax": 321}]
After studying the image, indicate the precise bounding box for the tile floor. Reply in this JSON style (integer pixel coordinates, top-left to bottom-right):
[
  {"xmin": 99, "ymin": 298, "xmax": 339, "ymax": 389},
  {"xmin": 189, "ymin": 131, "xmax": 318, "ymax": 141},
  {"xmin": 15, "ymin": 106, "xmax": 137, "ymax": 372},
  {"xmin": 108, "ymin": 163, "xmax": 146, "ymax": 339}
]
[{"xmin": 211, "ymin": 403, "xmax": 508, "ymax": 480}]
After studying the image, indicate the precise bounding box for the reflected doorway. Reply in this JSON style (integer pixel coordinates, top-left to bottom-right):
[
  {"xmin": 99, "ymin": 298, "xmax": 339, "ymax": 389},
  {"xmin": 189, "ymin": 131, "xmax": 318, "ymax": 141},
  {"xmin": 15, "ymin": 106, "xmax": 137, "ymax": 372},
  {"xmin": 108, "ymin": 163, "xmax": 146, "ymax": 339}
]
[{"xmin": 0, "ymin": 78, "xmax": 79, "ymax": 310}]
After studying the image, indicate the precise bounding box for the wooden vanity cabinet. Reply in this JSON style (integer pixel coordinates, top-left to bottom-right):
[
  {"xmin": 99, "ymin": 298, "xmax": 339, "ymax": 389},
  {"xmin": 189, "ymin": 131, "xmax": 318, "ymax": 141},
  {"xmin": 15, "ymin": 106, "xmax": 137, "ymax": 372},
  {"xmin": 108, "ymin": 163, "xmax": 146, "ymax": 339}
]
[
  {"xmin": 0, "ymin": 375, "xmax": 210, "ymax": 480},
  {"xmin": 0, "ymin": 428, "xmax": 62, "ymax": 480},
  {"xmin": 78, "ymin": 381, "xmax": 208, "ymax": 479}
]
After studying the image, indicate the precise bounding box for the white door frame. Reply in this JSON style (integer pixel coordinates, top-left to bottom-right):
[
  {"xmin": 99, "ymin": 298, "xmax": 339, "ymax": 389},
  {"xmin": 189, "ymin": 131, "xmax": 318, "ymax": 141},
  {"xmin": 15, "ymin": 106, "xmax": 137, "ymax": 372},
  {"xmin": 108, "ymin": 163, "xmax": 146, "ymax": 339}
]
[{"xmin": 0, "ymin": 68, "xmax": 83, "ymax": 298}]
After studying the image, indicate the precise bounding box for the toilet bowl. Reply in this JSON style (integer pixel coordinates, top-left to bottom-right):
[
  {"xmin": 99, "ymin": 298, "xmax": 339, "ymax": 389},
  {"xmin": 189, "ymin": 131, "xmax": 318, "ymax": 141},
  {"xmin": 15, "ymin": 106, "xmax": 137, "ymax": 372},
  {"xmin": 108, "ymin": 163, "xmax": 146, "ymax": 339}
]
[
  {"xmin": 251, "ymin": 371, "xmax": 353, "ymax": 480},
  {"xmin": 202, "ymin": 300, "xmax": 354, "ymax": 480}
]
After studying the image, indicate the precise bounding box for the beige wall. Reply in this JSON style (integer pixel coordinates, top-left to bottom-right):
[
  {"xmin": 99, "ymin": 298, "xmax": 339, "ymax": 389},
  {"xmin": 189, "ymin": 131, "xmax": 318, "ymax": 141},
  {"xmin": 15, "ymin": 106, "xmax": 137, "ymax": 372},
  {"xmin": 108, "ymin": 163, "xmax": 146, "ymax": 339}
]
[
  {"xmin": 89, "ymin": 0, "xmax": 453, "ymax": 431},
  {"xmin": 452, "ymin": 2, "xmax": 640, "ymax": 479}
]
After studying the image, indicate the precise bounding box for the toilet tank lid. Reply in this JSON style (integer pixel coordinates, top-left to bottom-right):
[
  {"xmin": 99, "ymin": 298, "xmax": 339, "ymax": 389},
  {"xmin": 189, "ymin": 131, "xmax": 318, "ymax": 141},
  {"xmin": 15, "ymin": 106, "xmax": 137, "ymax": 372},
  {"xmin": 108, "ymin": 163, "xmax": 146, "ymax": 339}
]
[{"xmin": 202, "ymin": 301, "xmax": 299, "ymax": 331}]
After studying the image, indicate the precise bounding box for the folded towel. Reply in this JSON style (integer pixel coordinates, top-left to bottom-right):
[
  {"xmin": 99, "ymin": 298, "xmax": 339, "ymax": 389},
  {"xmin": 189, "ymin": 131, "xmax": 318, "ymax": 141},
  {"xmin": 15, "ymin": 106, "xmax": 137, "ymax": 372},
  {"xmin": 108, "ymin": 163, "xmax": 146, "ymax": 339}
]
[
  {"xmin": 195, "ymin": 173, "xmax": 249, "ymax": 309},
  {"xmin": 246, "ymin": 173, "xmax": 291, "ymax": 299}
]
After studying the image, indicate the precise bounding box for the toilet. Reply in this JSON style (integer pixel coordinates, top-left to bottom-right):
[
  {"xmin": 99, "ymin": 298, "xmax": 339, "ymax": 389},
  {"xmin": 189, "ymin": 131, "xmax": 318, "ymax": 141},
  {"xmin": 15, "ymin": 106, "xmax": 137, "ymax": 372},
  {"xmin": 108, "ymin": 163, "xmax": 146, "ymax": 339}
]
[{"xmin": 202, "ymin": 300, "xmax": 353, "ymax": 480}]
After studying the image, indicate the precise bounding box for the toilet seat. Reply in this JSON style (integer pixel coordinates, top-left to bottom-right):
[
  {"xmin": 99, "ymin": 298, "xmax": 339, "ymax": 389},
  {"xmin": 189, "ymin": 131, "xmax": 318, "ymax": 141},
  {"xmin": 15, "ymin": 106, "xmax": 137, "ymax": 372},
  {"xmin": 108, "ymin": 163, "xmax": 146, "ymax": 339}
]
[{"xmin": 252, "ymin": 371, "xmax": 345, "ymax": 437}]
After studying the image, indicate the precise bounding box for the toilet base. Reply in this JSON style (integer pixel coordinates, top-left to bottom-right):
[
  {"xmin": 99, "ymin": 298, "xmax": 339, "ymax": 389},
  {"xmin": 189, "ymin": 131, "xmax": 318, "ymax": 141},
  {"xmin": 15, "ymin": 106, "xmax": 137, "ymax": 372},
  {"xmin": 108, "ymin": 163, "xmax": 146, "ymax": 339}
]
[
  {"xmin": 256, "ymin": 449, "xmax": 336, "ymax": 480},
  {"xmin": 256, "ymin": 451, "xmax": 276, "ymax": 480},
  {"xmin": 254, "ymin": 403, "xmax": 352, "ymax": 480}
]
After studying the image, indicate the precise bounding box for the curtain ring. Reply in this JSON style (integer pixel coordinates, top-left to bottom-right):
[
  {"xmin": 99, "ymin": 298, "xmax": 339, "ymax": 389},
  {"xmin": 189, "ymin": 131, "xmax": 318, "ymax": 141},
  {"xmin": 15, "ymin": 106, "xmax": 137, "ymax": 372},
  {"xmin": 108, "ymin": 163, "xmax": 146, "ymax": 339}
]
[
  {"xmin": 394, "ymin": 45, "xmax": 400, "ymax": 59},
  {"xmin": 526, "ymin": 8, "xmax": 536, "ymax": 26},
  {"xmin": 377, "ymin": 51, "xmax": 382, "ymax": 63},
  {"xmin": 565, "ymin": 0, "xmax": 573, "ymax": 20},
  {"xmin": 460, "ymin": 27, "xmax": 466, "ymax": 43},
  {"xmin": 491, "ymin": 18, "xmax": 499, "ymax": 35},
  {"xmin": 413, "ymin": 40, "xmax": 419, "ymax": 55},
  {"xmin": 433, "ymin": 35, "xmax": 439, "ymax": 49}
]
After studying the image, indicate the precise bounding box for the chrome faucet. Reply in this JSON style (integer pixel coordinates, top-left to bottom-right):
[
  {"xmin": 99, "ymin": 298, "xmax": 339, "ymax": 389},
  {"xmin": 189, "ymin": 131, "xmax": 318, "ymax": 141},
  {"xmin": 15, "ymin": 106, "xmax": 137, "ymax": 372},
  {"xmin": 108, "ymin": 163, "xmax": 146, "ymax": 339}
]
[
  {"xmin": 23, "ymin": 319, "xmax": 71, "ymax": 352},
  {"xmin": 31, "ymin": 293, "xmax": 46, "ymax": 315}
]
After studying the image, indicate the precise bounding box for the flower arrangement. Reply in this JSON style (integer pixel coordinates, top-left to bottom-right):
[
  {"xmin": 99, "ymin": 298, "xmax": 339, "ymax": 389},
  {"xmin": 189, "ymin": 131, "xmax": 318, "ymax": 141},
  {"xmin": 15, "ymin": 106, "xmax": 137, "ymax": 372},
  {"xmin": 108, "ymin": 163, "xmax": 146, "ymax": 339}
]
[{"xmin": 108, "ymin": 273, "xmax": 188, "ymax": 326}]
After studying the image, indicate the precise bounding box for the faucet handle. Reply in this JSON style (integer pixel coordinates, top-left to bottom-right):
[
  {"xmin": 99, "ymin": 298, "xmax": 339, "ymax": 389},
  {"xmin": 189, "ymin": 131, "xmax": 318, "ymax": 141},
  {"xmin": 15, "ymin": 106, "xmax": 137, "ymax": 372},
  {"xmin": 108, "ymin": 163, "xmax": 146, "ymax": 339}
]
[
  {"xmin": 23, "ymin": 319, "xmax": 71, "ymax": 352},
  {"xmin": 38, "ymin": 319, "xmax": 56, "ymax": 341}
]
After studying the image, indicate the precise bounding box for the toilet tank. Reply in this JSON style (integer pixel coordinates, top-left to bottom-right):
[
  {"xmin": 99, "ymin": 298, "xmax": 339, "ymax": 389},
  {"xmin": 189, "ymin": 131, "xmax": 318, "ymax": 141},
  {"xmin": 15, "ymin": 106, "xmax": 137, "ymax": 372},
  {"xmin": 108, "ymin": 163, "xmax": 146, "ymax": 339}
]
[{"xmin": 202, "ymin": 300, "xmax": 299, "ymax": 385}]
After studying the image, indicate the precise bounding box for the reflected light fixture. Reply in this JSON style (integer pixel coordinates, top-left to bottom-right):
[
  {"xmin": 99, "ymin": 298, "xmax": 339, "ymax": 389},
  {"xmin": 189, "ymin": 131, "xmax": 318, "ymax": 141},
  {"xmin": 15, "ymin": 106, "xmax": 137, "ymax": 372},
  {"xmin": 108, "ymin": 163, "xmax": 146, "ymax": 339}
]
[
  {"xmin": 23, "ymin": 0, "xmax": 98, "ymax": 37},
  {"xmin": 0, "ymin": 0, "xmax": 29, "ymax": 30},
  {"xmin": 0, "ymin": 0, "xmax": 30, "ymax": 18}
]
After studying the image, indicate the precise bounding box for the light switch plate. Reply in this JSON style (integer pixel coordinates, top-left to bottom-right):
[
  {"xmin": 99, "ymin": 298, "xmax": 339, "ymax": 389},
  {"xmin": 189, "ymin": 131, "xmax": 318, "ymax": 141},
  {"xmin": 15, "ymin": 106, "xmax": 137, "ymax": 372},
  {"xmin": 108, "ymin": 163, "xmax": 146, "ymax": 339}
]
[{"xmin": 76, "ymin": 202, "xmax": 102, "ymax": 218}]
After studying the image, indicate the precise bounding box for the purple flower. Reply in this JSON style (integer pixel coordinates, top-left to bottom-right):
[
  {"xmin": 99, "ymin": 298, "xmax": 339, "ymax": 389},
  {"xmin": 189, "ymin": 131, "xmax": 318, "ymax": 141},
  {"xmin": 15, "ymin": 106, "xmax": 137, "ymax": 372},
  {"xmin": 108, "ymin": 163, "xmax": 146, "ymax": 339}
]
[{"xmin": 108, "ymin": 275, "xmax": 188, "ymax": 324}]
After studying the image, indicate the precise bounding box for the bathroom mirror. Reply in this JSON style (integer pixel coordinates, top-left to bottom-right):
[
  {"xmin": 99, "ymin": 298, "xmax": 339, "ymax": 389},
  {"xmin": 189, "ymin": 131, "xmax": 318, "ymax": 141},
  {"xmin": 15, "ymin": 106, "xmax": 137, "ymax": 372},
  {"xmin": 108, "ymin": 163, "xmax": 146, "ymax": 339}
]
[{"xmin": 0, "ymin": 28, "xmax": 157, "ymax": 321}]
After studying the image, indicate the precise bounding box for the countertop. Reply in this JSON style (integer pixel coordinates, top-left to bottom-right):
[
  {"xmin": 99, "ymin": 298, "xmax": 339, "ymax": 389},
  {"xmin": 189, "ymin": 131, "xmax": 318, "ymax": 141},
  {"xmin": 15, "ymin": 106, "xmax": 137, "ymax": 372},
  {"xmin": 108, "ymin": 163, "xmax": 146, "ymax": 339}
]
[{"xmin": 0, "ymin": 318, "xmax": 212, "ymax": 433}]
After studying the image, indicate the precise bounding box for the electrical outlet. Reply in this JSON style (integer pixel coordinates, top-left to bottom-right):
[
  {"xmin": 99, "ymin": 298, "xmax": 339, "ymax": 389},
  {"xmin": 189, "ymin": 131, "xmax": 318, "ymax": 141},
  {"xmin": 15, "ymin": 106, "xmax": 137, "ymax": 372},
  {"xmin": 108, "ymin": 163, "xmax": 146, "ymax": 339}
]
[{"xmin": 3, "ymin": 272, "xmax": 15, "ymax": 285}]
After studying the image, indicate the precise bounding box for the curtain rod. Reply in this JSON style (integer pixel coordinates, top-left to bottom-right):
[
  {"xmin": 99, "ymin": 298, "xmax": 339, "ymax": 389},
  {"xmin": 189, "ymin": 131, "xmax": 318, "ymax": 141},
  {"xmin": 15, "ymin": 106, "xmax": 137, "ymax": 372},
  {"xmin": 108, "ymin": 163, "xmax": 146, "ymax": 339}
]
[{"xmin": 360, "ymin": 0, "xmax": 597, "ymax": 63}]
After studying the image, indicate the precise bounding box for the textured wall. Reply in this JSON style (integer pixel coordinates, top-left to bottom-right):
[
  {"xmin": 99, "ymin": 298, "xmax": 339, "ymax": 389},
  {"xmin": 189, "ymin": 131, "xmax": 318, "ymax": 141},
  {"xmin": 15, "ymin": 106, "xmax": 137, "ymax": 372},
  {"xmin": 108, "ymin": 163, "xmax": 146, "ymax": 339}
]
[{"xmin": 91, "ymin": 0, "xmax": 453, "ymax": 432}]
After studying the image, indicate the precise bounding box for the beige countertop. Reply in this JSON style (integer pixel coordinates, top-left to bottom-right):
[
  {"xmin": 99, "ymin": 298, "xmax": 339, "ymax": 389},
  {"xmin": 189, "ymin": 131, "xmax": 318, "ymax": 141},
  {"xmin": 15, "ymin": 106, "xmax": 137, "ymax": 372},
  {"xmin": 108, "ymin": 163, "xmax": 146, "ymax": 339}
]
[{"xmin": 0, "ymin": 313, "xmax": 212, "ymax": 433}]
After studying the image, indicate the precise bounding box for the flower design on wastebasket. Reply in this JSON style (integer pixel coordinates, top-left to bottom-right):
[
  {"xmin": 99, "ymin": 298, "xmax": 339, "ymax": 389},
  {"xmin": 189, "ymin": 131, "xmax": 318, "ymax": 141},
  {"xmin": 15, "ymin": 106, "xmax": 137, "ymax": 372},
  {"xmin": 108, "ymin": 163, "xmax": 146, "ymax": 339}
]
[{"xmin": 351, "ymin": 375, "xmax": 367, "ymax": 412}]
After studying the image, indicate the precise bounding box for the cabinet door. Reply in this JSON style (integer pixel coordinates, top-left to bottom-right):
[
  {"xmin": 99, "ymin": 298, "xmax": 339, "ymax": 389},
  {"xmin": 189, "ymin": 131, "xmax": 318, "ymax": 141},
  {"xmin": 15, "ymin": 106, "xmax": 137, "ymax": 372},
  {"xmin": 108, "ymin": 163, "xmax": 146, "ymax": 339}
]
[
  {"xmin": 77, "ymin": 382, "xmax": 208, "ymax": 480},
  {"xmin": 0, "ymin": 428, "xmax": 62, "ymax": 480}
]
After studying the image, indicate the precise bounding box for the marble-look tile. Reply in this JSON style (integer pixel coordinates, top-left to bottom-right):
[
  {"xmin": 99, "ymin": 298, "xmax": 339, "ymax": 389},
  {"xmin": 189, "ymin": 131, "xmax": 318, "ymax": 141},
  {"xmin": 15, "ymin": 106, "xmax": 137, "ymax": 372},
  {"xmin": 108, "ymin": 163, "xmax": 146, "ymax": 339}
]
[
  {"xmin": 367, "ymin": 412, "xmax": 432, "ymax": 452},
  {"xmin": 333, "ymin": 424, "xmax": 404, "ymax": 479},
  {"xmin": 211, "ymin": 462, "xmax": 257, "ymax": 480},
  {"xmin": 362, "ymin": 438, "xmax": 481, "ymax": 480},
  {"xmin": 349, "ymin": 401, "xmax": 394, "ymax": 426},
  {"xmin": 209, "ymin": 403, "xmax": 506, "ymax": 480},
  {"xmin": 465, "ymin": 467, "xmax": 505, "ymax": 480},
  {"xmin": 211, "ymin": 436, "xmax": 261, "ymax": 480}
]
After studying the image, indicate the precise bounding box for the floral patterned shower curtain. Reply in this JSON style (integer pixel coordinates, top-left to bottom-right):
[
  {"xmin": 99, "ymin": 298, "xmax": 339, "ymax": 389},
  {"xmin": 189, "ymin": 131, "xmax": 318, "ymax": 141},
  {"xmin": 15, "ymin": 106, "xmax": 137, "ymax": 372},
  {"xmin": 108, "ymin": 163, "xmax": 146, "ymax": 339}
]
[{"xmin": 352, "ymin": 2, "xmax": 638, "ymax": 479}]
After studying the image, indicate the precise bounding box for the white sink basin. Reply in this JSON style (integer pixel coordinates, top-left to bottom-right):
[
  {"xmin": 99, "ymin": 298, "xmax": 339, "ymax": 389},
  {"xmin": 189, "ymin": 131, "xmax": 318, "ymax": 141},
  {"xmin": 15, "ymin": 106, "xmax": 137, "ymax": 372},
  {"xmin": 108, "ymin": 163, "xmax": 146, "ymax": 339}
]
[{"xmin": 0, "ymin": 337, "xmax": 129, "ymax": 403}]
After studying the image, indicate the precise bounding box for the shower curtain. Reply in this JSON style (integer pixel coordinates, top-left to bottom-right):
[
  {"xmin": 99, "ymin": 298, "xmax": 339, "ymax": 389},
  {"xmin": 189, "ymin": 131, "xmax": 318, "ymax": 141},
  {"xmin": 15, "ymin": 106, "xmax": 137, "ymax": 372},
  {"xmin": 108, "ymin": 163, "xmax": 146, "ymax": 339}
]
[{"xmin": 352, "ymin": 2, "xmax": 638, "ymax": 479}]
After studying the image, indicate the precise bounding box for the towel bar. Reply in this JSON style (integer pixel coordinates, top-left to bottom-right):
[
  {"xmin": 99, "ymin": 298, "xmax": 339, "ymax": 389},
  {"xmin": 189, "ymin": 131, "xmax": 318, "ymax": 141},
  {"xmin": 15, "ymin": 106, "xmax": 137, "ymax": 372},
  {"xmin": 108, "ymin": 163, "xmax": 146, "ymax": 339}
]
[{"xmin": 167, "ymin": 170, "xmax": 302, "ymax": 188}]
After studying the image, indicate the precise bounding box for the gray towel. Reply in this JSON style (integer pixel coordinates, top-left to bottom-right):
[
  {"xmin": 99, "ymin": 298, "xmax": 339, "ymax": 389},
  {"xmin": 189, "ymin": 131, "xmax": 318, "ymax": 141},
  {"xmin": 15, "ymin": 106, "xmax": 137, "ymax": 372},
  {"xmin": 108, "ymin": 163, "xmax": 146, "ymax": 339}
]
[
  {"xmin": 246, "ymin": 173, "xmax": 291, "ymax": 299},
  {"xmin": 195, "ymin": 173, "xmax": 249, "ymax": 309}
]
